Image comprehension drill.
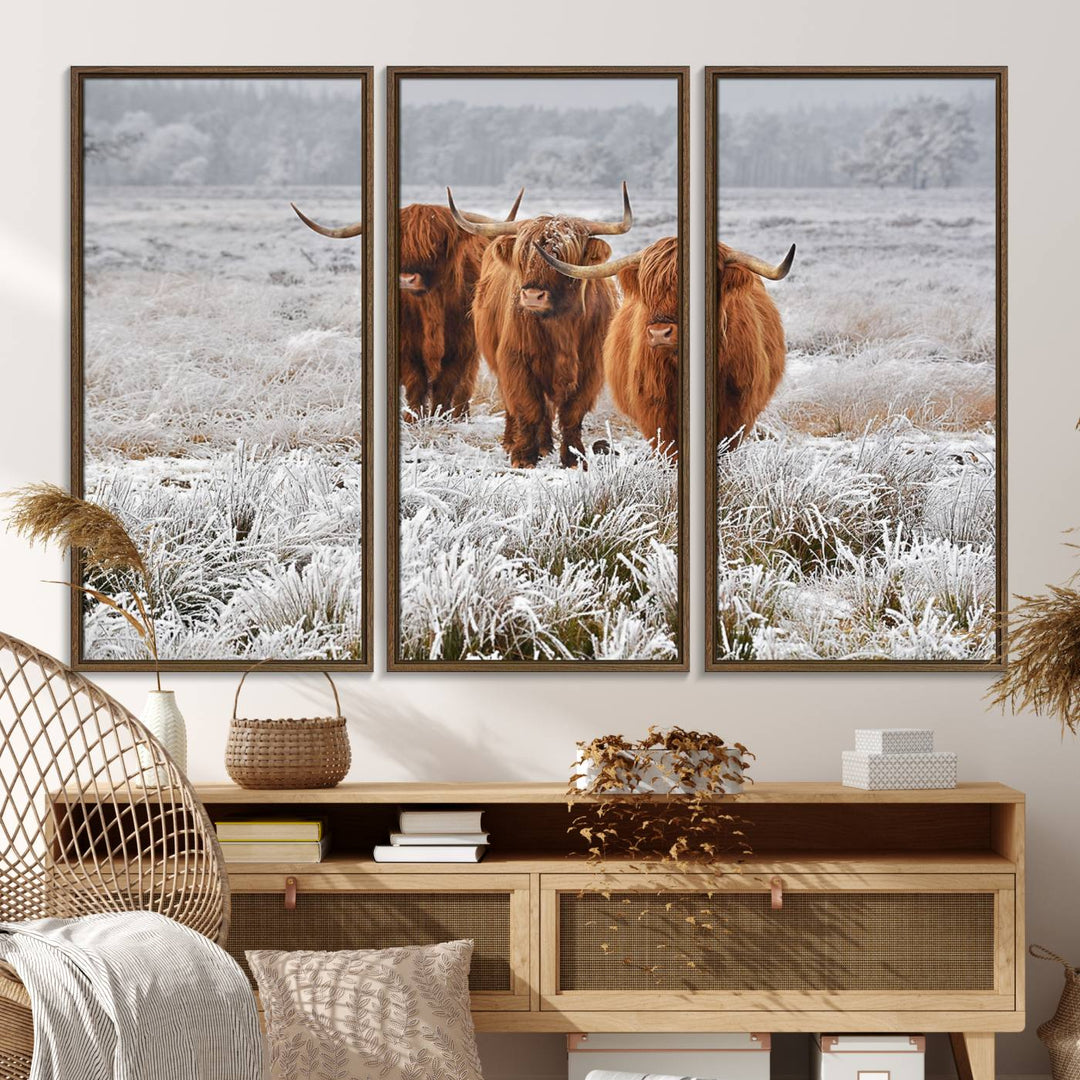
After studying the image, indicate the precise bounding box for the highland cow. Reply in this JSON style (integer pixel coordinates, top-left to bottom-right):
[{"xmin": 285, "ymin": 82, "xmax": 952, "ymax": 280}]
[
  {"xmin": 291, "ymin": 190, "xmax": 523, "ymax": 418},
  {"xmin": 540, "ymin": 235, "xmax": 794, "ymax": 452},
  {"xmin": 447, "ymin": 184, "xmax": 633, "ymax": 468}
]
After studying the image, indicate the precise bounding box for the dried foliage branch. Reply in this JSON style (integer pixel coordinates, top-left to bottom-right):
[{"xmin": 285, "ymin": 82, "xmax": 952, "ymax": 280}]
[
  {"xmin": 567, "ymin": 726, "xmax": 755, "ymax": 979},
  {"xmin": 989, "ymin": 583, "xmax": 1080, "ymax": 735},
  {"xmin": 4, "ymin": 483, "xmax": 161, "ymax": 687}
]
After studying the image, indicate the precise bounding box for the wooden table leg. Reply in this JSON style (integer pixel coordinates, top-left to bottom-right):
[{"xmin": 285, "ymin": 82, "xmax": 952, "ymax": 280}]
[{"xmin": 951, "ymin": 1032, "xmax": 995, "ymax": 1080}]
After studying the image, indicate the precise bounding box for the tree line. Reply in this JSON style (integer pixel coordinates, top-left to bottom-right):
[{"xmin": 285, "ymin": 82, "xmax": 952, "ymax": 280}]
[
  {"xmin": 85, "ymin": 80, "xmax": 365, "ymax": 187},
  {"xmin": 400, "ymin": 103, "xmax": 679, "ymax": 192},
  {"xmin": 718, "ymin": 94, "xmax": 994, "ymax": 188}
]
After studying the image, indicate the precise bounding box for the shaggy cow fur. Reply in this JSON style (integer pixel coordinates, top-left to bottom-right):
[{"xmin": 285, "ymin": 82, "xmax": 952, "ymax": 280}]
[
  {"xmin": 398, "ymin": 204, "xmax": 488, "ymax": 419},
  {"xmin": 473, "ymin": 218, "xmax": 618, "ymax": 468},
  {"xmin": 604, "ymin": 236, "xmax": 681, "ymax": 454},
  {"xmin": 714, "ymin": 240, "xmax": 788, "ymax": 447}
]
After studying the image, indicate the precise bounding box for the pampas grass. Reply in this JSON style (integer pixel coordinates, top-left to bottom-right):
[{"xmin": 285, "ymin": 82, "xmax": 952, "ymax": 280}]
[
  {"xmin": 989, "ymin": 584, "xmax": 1080, "ymax": 734},
  {"xmin": 6, "ymin": 483, "xmax": 148, "ymax": 579},
  {"xmin": 4, "ymin": 483, "xmax": 161, "ymax": 685}
]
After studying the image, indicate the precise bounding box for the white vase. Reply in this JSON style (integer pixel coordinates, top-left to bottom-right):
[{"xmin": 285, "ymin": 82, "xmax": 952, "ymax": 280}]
[{"xmin": 139, "ymin": 690, "xmax": 188, "ymax": 775}]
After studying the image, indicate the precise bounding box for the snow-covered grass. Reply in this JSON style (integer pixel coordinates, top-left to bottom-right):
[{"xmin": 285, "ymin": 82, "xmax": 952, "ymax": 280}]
[
  {"xmin": 83, "ymin": 186, "xmax": 364, "ymax": 660},
  {"xmin": 715, "ymin": 186, "xmax": 998, "ymax": 661},
  {"xmin": 399, "ymin": 400, "xmax": 678, "ymax": 662}
]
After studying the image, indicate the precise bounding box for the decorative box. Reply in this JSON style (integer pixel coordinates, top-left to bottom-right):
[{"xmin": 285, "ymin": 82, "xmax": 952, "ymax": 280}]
[
  {"xmin": 568, "ymin": 1031, "xmax": 770, "ymax": 1080},
  {"xmin": 842, "ymin": 750, "xmax": 957, "ymax": 790},
  {"xmin": 855, "ymin": 728, "xmax": 934, "ymax": 754},
  {"xmin": 812, "ymin": 1034, "xmax": 925, "ymax": 1080}
]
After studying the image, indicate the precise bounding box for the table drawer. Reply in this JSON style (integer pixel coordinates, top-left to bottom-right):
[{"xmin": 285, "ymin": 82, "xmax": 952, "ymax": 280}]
[{"xmin": 225, "ymin": 871, "xmax": 530, "ymax": 1011}]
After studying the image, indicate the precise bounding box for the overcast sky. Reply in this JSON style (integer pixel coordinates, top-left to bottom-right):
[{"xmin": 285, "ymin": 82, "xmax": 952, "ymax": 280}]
[
  {"xmin": 716, "ymin": 76, "xmax": 996, "ymax": 114},
  {"xmin": 401, "ymin": 77, "xmax": 676, "ymax": 111}
]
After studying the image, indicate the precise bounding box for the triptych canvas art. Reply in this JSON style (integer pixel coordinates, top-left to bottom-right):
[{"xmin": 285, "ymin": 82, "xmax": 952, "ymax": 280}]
[{"xmin": 70, "ymin": 65, "xmax": 1005, "ymax": 672}]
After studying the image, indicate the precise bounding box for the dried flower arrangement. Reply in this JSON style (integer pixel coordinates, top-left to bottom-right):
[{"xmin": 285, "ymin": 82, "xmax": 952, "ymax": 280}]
[
  {"xmin": 4, "ymin": 483, "xmax": 161, "ymax": 687},
  {"xmin": 567, "ymin": 726, "xmax": 755, "ymax": 981},
  {"xmin": 990, "ymin": 577, "xmax": 1080, "ymax": 734},
  {"xmin": 567, "ymin": 725, "xmax": 754, "ymax": 864}
]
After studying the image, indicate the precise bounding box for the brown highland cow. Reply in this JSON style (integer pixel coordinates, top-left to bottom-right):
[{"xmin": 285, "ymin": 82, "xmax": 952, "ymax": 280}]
[
  {"xmin": 448, "ymin": 184, "xmax": 633, "ymax": 468},
  {"xmin": 291, "ymin": 190, "xmax": 522, "ymax": 418},
  {"xmin": 540, "ymin": 235, "xmax": 794, "ymax": 453}
]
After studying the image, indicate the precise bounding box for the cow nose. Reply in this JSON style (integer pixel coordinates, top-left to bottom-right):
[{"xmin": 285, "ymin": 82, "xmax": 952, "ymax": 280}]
[
  {"xmin": 648, "ymin": 322, "xmax": 678, "ymax": 348},
  {"xmin": 520, "ymin": 288, "xmax": 549, "ymax": 309},
  {"xmin": 399, "ymin": 272, "xmax": 422, "ymax": 290}
]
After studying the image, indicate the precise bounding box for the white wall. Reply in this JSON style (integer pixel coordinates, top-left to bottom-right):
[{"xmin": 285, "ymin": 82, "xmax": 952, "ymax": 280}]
[{"xmin": 2, "ymin": 1, "xmax": 1078, "ymax": 1077}]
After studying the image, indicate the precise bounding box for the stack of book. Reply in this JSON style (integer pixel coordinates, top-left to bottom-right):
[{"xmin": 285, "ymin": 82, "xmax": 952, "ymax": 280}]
[
  {"xmin": 373, "ymin": 808, "xmax": 488, "ymax": 863},
  {"xmin": 215, "ymin": 817, "xmax": 330, "ymax": 863}
]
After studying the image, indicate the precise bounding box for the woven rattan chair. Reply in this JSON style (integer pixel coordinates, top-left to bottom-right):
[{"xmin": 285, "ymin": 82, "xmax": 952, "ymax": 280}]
[{"xmin": 0, "ymin": 632, "xmax": 229, "ymax": 1079}]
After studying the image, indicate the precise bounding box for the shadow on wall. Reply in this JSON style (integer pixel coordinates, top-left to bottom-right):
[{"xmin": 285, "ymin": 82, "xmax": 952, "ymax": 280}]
[{"xmin": 287, "ymin": 678, "xmax": 546, "ymax": 782}]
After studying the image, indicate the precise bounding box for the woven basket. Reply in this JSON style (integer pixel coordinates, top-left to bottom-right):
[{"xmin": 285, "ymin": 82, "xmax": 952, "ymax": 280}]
[
  {"xmin": 1033, "ymin": 945, "xmax": 1080, "ymax": 1080},
  {"xmin": 225, "ymin": 665, "xmax": 350, "ymax": 789}
]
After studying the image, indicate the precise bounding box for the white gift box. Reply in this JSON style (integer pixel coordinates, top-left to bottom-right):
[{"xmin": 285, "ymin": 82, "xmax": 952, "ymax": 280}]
[
  {"xmin": 855, "ymin": 728, "xmax": 934, "ymax": 754},
  {"xmin": 812, "ymin": 1034, "xmax": 925, "ymax": 1080},
  {"xmin": 842, "ymin": 750, "xmax": 957, "ymax": 790},
  {"xmin": 568, "ymin": 1032, "xmax": 770, "ymax": 1080}
]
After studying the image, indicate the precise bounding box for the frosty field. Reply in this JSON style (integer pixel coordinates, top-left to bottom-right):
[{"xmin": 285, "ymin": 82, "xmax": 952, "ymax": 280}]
[
  {"xmin": 82, "ymin": 186, "xmax": 365, "ymax": 661},
  {"xmin": 397, "ymin": 186, "xmax": 681, "ymax": 662},
  {"xmin": 715, "ymin": 185, "xmax": 998, "ymax": 662}
]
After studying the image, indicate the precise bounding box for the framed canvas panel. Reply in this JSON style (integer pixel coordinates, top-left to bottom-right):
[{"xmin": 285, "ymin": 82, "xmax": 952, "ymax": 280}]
[
  {"xmin": 387, "ymin": 66, "xmax": 689, "ymax": 670},
  {"xmin": 71, "ymin": 66, "xmax": 373, "ymax": 670},
  {"xmin": 705, "ymin": 67, "xmax": 1007, "ymax": 670}
]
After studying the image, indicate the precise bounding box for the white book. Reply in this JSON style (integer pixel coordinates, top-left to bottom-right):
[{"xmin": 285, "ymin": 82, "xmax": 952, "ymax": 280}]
[
  {"xmin": 220, "ymin": 836, "xmax": 330, "ymax": 863},
  {"xmin": 373, "ymin": 845, "xmax": 486, "ymax": 863},
  {"xmin": 389, "ymin": 832, "xmax": 489, "ymax": 846},
  {"xmin": 398, "ymin": 809, "xmax": 483, "ymax": 834}
]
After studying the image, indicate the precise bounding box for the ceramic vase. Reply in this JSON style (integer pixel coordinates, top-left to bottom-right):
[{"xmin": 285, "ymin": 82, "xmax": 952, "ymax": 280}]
[{"xmin": 139, "ymin": 690, "xmax": 188, "ymax": 775}]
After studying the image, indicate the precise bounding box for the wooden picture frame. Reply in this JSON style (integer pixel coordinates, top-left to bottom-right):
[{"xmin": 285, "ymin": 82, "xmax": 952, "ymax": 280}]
[
  {"xmin": 705, "ymin": 66, "xmax": 1007, "ymax": 671},
  {"xmin": 71, "ymin": 66, "xmax": 374, "ymax": 671},
  {"xmin": 387, "ymin": 66, "xmax": 690, "ymax": 671}
]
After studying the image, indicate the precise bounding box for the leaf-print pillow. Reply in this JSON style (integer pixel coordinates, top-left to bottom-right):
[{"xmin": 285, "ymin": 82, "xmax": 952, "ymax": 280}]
[{"xmin": 246, "ymin": 939, "xmax": 483, "ymax": 1080}]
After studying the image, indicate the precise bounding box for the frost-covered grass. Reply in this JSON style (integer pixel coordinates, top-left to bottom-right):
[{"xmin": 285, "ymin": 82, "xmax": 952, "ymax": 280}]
[
  {"xmin": 399, "ymin": 398, "xmax": 678, "ymax": 662},
  {"xmin": 83, "ymin": 186, "xmax": 364, "ymax": 661},
  {"xmin": 715, "ymin": 186, "xmax": 998, "ymax": 661}
]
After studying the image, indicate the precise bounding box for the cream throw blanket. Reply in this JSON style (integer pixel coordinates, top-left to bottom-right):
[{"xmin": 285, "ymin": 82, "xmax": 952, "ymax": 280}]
[{"xmin": 0, "ymin": 911, "xmax": 265, "ymax": 1080}]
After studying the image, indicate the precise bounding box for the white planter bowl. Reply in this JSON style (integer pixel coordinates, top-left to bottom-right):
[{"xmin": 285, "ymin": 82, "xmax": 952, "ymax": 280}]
[{"xmin": 573, "ymin": 747, "xmax": 744, "ymax": 795}]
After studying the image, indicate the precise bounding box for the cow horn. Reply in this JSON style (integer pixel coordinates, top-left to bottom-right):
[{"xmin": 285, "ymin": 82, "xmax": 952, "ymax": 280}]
[
  {"xmin": 457, "ymin": 187, "xmax": 526, "ymax": 224},
  {"xmin": 580, "ymin": 181, "xmax": 634, "ymax": 236},
  {"xmin": 290, "ymin": 202, "xmax": 363, "ymax": 239},
  {"xmin": 447, "ymin": 187, "xmax": 522, "ymax": 237},
  {"xmin": 534, "ymin": 243, "xmax": 645, "ymax": 281},
  {"xmin": 724, "ymin": 243, "xmax": 796, "ymax": 281}
]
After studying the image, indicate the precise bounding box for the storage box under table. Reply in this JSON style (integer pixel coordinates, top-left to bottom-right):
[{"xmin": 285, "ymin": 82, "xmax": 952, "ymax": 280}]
[
  {"xmin": 812, "ymin": 1034, "xmax": 925, "ymax": 1080},
  {"xmin": 568, "ymin": 1031, "xmax": 770, "ymax": 1080}
]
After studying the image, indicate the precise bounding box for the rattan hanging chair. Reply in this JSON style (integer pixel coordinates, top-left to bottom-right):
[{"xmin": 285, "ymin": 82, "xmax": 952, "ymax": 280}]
[{"xmin": 0, "ymin": 632, "xmax": 229, "ymax": 1079}]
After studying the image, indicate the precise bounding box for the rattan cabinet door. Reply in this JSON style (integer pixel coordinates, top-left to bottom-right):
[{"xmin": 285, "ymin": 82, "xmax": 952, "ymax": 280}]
[
  {"xmin": 540, "ymin": 872, "xmax": 1015, "ymax": 1014},
  {"xmin": 227, "ymin": 872, "xmax": 530, "ymax": 1011}
]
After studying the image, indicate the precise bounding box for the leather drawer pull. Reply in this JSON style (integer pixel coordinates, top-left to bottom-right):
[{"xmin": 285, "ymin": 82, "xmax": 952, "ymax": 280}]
[
  {"xmin": 284, "ymin": 876, "xmax": 297, "ymax": 910},
  {"xmin": 770, "ymin": 876, "xmax": 783, "ymax": 910}
]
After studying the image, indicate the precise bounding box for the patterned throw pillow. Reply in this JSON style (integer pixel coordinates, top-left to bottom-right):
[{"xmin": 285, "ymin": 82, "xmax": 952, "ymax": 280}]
[{"xmin": 246, "ymin": 939, "xmax": 483, "ymax": 1080}]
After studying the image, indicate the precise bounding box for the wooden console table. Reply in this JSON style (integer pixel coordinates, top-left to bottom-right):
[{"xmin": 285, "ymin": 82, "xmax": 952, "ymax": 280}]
[{"xmin": 94, "ymin": 781, "xmax": 1028, "ymax": 1080}]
